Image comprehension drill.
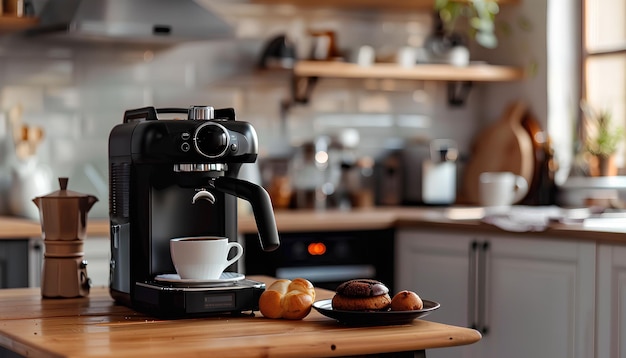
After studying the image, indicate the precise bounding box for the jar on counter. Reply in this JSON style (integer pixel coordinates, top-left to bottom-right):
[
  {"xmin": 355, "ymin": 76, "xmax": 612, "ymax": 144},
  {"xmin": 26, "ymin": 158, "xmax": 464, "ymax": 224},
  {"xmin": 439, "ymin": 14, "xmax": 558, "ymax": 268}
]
[{"xmin": 290, "ymin": 142, "xmax": 326, "ymax": 210}]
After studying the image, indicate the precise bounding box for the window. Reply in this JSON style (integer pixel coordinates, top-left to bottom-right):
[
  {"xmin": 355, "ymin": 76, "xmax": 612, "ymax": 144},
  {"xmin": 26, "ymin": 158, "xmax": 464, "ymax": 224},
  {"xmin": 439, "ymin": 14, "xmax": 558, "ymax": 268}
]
[{"xmin": 583, "ymin": 0, "xmax": 626, "ymax": 170}]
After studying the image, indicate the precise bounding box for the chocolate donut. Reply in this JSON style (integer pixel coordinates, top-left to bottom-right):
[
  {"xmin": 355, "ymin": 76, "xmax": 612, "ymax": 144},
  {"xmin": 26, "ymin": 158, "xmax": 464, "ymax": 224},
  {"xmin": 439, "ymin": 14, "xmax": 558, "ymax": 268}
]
[{"xmin": 332, "ymin": 279, "xmax": 391, "ymax": 311}]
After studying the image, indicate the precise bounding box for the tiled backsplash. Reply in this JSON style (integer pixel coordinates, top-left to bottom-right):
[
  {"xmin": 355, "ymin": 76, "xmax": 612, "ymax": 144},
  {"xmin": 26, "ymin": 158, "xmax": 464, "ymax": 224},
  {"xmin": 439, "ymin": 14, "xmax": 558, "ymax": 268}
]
[{"xmin": 0, "ymin": 2, "xmax": 483, "ymax": 218}]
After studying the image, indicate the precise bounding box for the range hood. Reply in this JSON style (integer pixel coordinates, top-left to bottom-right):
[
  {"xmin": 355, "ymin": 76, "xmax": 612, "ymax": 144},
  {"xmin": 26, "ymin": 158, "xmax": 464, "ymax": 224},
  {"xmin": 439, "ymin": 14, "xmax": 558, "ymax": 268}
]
[{"xmin": 26, "ymin": 0, "xmax": 233, "ymax": 44}]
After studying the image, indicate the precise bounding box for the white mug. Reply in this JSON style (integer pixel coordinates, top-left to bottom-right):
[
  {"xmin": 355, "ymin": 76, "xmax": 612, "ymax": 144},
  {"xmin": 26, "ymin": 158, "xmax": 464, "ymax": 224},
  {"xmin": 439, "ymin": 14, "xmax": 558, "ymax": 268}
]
[
  {"xmin": 397, "ymin": 46, "xmax": 417, "ymax": 68},
  {"xmin": 356, "ymin": 45, "xmax": 375, "ymax": 66},
  {"xmin": 170, "ymin": 237, "xmax": 243, "ymax": 280},
  {"xmin": 479, "ymin": 172, "xmax": 528, "ymax": 207}
]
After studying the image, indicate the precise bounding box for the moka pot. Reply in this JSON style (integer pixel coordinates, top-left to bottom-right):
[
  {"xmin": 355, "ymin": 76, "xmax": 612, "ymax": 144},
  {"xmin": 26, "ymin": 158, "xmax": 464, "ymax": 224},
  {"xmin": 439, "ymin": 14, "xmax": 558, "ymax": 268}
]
[{"xmin": 33, "ymin": 177, "xmax": 98, "ymax": 298}]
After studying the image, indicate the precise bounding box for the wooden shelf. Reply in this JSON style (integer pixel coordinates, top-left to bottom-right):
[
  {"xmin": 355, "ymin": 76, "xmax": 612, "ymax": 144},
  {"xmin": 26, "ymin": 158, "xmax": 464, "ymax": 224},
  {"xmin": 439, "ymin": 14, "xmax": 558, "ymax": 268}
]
[
  {"xmin": 0, "ymin": 15, "xmax": 38, "ymax": 35},
  {"xmin": 251, "ymin": 0, "xmax": 519, "ymax": 10},
  {"xmin": 294, "ymin": 61, "xmax": 526, "ymax": 82},
  {"xmin": 287, "ymin": 61, "xmax": 525, "ymax": 106}
]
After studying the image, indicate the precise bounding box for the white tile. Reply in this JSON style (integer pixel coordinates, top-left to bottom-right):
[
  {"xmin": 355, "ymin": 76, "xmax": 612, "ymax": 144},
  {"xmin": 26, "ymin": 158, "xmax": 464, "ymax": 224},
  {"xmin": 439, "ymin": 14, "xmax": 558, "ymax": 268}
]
[
  {"xmin": 3, "ymin": 59, "xmax": 73, "ymax": 86},
  {"xmin": 0, "ymin": 5, "xmax": 478, "ymax": 175},
  {"xmin": 43, "ymin": 87, "xmax": 80, "ymax": 111},
  {"xmin": 1, "ymin": 86, "xmax": 45, "ymax": 112},
  {"xmin": 76, "ymin": 85, "xmax": 146, "ymax": 112}
]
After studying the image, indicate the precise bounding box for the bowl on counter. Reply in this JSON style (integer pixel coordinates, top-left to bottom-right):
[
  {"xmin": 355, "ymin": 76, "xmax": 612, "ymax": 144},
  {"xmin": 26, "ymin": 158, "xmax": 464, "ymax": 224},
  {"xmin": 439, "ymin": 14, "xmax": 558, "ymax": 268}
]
[{"xmin": 557, "ymin": 176, "xmax": 626, "ymax": 208}]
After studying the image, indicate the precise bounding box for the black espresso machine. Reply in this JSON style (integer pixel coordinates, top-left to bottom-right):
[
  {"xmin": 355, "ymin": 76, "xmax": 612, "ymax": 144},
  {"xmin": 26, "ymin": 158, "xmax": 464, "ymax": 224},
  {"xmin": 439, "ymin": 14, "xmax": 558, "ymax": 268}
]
[{"xmin": 108, "ymin": 105, "xmax": 280, "ymax": 318}]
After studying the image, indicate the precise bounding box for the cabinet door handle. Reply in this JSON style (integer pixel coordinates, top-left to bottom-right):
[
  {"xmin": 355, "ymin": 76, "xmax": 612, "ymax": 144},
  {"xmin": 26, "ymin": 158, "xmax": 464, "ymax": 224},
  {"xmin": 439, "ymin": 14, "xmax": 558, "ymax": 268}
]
[
  {"xmin": 477, "ymin": 241, "xmax": 490, "ymax": 335},
  {"xmin": 0, "ymin": 258, "xmax": 5, "ymax": 288},
  {"xmin": 468, "ymin": 240, "xmax": 480, "ymax": 330}
]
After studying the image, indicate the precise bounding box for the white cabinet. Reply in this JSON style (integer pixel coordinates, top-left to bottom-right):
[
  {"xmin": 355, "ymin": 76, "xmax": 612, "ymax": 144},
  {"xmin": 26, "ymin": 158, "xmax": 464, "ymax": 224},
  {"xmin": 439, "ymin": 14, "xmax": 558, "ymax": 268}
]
[
  {"xmin": 597, "ymin": 244, "xmax": 626, "ymax": 358},
  {"xmin": 396, "ymin": 229, "xmax": 596, "ymax": 358}
]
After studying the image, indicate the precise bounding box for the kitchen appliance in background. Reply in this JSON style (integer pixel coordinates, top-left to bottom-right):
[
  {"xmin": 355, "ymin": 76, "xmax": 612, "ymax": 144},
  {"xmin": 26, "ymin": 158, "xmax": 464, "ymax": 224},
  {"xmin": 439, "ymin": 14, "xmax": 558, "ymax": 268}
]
[
  {"xmin": 375, "ymin": 139, "xmax": 458, "ymax": 206},
  {"xmin": 243, "ymin": 229, "xmax": 394, "ymax": 292},
  {"xmin": 26, "ymin": 0, "xmax": 233, "ymax": 44},
  {"xmin": 374, "ymin": 148, "xmax": 404, "ymax": 206},
  {"xmin": 288, "ymin": 130, "xmax": 372, "ymax": 210},
  {"xmin": 419, "ymin": 139, "xmax": 458, "ymax": 205},
  {"xmin": 290, "ymin": 141, "xmax": 326, "ymax": 210},
  {"xmin": 289, "ymin": 135, "xmax": 347, "ymax": 210},
  {"xmin": 108, "ymin": 105, "xmax": 279, "ymax": 318},
  {"xmin": 260, "ymin": 156, "xmax": 294, "ymax": 210},
  {"xmin": 258, "ymin": 34, "xmax": 297, "ymax": 70},
  {"xmin": 32, "ymin": 177, "xmax": 98, "ymax": 298}
]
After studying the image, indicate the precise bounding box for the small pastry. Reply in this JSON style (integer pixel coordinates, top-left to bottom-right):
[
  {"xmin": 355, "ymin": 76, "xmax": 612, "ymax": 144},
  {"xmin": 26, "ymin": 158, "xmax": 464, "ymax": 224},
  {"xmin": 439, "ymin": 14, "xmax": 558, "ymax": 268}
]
[{"xmin": 390, "ymin": 290, "xmax": 423, "ymax": 311}]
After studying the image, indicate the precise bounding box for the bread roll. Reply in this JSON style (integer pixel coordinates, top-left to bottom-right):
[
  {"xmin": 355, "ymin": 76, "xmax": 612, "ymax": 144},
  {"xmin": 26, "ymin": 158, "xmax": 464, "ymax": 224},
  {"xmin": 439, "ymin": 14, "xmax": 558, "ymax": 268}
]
[{"xmin": 259, "ymin": 278, "xmax": 316, "ymax": 320}]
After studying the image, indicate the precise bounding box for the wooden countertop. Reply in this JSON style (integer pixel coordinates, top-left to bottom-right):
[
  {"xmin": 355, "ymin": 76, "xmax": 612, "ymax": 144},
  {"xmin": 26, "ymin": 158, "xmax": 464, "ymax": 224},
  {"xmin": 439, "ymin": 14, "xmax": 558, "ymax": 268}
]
[
  {"xmin": 239, "ymin": 207, "xmax": 626, "ymax": 244},
  {"xmin": 2, "ymin": 206, "xmax": 625, "ymax": 244},
  {"xmin": 0, "ymin": 276, "xmax": 481, "ymax": 358},
  {"xmin": 0, "ymin": 216, "xmax": 110, "ymax": 239}
]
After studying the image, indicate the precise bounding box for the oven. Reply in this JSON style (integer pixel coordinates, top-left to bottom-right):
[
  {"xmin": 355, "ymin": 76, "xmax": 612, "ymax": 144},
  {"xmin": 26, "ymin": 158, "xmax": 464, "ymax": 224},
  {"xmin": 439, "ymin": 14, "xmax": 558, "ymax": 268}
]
[{"xmin": 243, "ymin": 228, "xmax": 394, "ymax": 292}]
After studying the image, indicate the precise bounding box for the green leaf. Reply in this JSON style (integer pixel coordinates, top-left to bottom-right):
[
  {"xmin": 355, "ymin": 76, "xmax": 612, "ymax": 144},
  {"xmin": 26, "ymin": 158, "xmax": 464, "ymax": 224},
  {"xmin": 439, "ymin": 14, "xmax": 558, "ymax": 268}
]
[{"xmin": 476, "ymin": 32, "xmax": 498, "ymax": 48}]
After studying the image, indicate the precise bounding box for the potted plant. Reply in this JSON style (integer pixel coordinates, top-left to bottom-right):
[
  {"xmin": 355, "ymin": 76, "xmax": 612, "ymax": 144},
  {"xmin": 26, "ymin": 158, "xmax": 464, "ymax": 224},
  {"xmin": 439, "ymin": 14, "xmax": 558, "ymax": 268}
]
[
  {"xmin": 581, "ymin": 103, "xmax": 624, "ymax": 176},
  {"xmin": 434, "ymin": 0, "xmax": 500, "ymax": 48},
  {"xmin": 424, "ymin": 0, "xmax": 499, "ymax": 66}
]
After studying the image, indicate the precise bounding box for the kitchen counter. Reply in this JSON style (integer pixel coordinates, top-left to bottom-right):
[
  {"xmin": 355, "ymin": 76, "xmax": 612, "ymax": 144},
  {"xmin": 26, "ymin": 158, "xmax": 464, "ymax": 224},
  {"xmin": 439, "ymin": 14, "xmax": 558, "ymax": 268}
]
[
  {"xmin": 0, "ymin": 216, "xmax": 110, "ymax": 239},
  {"xmin": 0, "ymin": 276, "xmax": 481, "ymax": 358},
  {"xmin": 2, "ymin": 206, "xmax": 625, "ymax": 244},
  {"xmin": 239, "ymin": 207, "xmax": 626, "ymax": 244}
]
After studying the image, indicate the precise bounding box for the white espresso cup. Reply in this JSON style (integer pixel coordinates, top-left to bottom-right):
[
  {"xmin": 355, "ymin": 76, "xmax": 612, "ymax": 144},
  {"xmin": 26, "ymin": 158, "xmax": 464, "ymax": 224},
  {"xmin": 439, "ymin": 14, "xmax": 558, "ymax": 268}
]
[
  {"xmin": 479, "ymin": 172, "xmax": 528, "ymax": 207},
  {"xmin": 170, "ymin": 237, "xmax": 243, "ymax": 280}
]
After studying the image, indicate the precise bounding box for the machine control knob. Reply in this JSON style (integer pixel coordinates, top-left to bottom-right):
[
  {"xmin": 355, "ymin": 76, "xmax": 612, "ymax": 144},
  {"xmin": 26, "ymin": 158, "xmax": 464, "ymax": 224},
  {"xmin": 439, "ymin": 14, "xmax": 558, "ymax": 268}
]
[
  {"xmin": 188, "ymin": 106, "xmax": 215, "ymax": 120},
  {"xmin": 193, "ymin": 122, "xmax": 230, "ymax": 158}
]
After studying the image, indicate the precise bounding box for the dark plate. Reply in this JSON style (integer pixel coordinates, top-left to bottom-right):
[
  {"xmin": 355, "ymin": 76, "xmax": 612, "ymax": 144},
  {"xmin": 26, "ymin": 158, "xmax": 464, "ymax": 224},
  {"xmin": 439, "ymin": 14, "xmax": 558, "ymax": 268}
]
[{"xmin": 312, "ymin": 299, "xmax": 440, "ymax": 326}]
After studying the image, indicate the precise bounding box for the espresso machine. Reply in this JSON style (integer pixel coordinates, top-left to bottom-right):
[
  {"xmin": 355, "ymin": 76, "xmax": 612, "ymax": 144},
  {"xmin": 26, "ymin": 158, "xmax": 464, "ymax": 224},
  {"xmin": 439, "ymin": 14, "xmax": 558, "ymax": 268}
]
[{"xmin": 108, "ymin": 105, "xmax": 280, "ymax": 317}]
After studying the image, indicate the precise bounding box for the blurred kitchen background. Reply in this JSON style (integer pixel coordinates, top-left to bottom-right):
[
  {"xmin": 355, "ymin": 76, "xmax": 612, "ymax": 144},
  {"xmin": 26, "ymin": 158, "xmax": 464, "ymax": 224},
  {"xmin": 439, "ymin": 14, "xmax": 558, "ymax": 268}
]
[{"xmin": 0, "ymin": 0, "xmax": 583, "ymax": 219}]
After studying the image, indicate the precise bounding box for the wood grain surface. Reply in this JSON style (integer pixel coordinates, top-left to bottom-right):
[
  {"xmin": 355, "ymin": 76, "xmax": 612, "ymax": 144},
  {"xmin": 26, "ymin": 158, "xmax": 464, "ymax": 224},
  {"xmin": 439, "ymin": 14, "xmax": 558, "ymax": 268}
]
[
  {"xmin": 3, "ymin": 207, "xmax": 626, "ymax": 244},
  {"xmin": 294, "ymin": 61, "xmax": 525, "ymax": 82},
  {"xmin": 0, "ymin": 276, "xmax": 482, "ymax": 358},
  {"xmin": 0, "ymin": 216, "xmax": 110, "ymax": 239},
  {"xmin": 251, "ymin": 0, "xmax": 521, "ymax": 10},
  {"xmin": 462, "ymin": 101, "xmax": 535, "ymax": 204}
]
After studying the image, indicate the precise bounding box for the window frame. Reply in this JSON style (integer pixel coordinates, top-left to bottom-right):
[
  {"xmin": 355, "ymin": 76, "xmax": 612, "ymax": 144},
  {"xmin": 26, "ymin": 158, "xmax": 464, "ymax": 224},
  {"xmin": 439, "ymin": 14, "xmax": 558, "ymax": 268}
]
[{"xmin": 581, "ymin": 0, "xmax": 626, "ymax": 171}]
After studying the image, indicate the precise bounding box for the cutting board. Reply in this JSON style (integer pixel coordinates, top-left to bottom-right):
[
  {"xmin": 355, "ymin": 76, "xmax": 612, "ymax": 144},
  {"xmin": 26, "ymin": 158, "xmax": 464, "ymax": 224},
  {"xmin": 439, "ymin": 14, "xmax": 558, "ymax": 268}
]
[{"xmin": 462, "ymin": 101, "xmax": 535, "ymax": 204}]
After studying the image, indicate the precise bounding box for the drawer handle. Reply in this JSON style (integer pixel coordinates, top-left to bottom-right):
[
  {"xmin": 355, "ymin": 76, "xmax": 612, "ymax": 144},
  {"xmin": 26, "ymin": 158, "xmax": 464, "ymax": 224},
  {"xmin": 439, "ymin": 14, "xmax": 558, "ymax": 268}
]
[
  {"xmin": 468, "ymin": 240, "xmax": 480, "ymax": 330},
  {"xmin": 477, "ymin": 241, "xmax": 490, "ymax": 335}
]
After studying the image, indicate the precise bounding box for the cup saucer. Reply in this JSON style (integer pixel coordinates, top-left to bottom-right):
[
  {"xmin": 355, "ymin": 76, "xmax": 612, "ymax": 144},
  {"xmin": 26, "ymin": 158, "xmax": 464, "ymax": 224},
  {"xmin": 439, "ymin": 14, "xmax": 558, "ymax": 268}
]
[{"xmin": 154, "ymin": 272, "xmax": 245, "ymax": 285}]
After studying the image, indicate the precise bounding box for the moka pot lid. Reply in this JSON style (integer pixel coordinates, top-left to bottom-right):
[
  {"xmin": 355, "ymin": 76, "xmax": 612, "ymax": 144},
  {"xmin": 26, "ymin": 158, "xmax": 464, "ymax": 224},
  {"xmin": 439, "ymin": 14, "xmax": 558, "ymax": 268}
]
[{"xmin": 32, "ymin": 177, "xmax": 98, "ymax": 213}]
